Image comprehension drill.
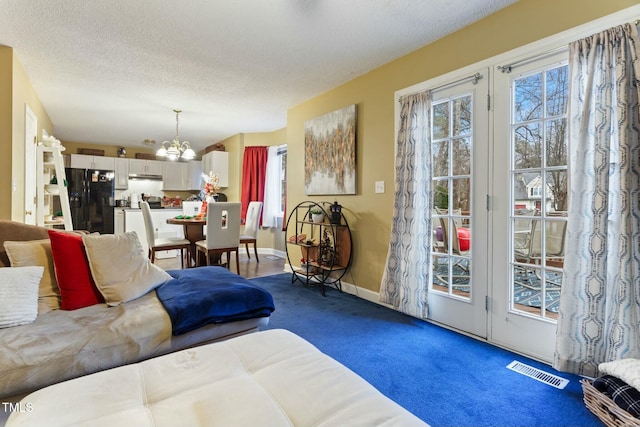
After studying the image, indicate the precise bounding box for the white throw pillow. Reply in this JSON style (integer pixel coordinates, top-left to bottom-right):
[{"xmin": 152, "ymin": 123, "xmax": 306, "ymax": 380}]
[
  {"xmin": 599, "ymin": 358, "xmax": 640, "ymax": 391},
  {"xmin": 0, "ymin": 266, "xmax": 44, "ymax": 328},
  {"xmin": 82, "ymin": 232, "xmax": 172, "ymax": 306}
]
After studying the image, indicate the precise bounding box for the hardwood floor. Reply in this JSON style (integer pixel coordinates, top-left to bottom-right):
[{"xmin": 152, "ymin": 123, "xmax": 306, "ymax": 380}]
[{"xmin": 154, "ymin": 251, "xmax": 287, "ymax": 279}]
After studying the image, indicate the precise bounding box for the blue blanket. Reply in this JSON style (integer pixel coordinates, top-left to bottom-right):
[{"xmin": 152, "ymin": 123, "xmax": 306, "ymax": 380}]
[{"xmin": 156, "ymin": 267, "xmax": 275, "ymax": 335}]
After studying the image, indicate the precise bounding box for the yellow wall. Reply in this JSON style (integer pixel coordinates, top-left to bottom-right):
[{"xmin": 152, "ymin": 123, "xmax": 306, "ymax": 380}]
[
  {"xmin": 286, "ymin": 0, "xmax": 640, "ymax": 292},
  {"xmin": 0, "ymin": 47, "xmax": 53, "ymax": 221},
  {"xmin": 0, "ymin": 48, "xmax": 12, "ymax": 220}
]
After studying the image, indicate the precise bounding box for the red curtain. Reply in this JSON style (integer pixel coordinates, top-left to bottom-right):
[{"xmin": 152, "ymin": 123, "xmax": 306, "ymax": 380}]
[{"xmin": 240, "ymin": 146, "xmax": 268, "ymax": 221}]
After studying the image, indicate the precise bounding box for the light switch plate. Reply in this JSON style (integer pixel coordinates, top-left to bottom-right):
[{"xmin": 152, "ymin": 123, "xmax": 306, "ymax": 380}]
[{"xmin": 375, "ymin": 181, "xmax": 385, "ymax": 193}]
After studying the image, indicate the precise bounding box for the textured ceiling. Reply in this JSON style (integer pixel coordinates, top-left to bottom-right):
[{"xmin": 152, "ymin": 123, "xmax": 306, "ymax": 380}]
[{"xmin": 0, "ymin": 0, "xmax": 517, "ymax": 152}]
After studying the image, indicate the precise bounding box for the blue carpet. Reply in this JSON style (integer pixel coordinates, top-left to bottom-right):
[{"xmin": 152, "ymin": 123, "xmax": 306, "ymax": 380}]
[{"xmin": 250, "ymin": 273, "xmax": 602, "ymax": 427}]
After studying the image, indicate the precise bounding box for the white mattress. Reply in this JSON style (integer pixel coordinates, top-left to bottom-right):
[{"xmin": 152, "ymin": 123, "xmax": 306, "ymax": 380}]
[{"xmin": 6, "ymin": 329, "xmax": 429, "ymax": 427}]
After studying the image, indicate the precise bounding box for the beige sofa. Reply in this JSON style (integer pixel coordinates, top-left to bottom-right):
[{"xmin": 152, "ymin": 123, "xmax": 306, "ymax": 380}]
[{"xmin": 0, "ymin": 220, "xmax": 269, "ymax": 399}]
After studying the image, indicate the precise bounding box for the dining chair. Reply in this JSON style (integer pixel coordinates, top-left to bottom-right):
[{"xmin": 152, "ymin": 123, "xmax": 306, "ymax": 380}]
[
  {"xmin": 195, "ymin": 202, "xmax": 241, "ymax": 274},
  {"xmin": 140, "ymin": 201, "xmax": 192, "ymax": 268},
  {"xmin": 240, "ymin": 201, "xmax": 263, "ymax": 262}
]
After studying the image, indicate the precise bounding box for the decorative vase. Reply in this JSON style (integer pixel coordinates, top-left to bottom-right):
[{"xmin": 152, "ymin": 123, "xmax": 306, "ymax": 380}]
[{"xmin": 311, "ymin": 212, "xmax": 325, "ymax": 223}]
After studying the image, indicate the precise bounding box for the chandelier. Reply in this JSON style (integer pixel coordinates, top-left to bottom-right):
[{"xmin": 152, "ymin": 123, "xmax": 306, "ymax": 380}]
[{"xmin": 156, "ymin": 109, "xmax": 196, "ymax": 161}]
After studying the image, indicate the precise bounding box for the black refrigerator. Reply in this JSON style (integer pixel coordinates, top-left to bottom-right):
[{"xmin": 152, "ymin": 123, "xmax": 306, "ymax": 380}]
[{"xmin": 66, "ymin": 168, "xmax": 115, "ymax": 234}]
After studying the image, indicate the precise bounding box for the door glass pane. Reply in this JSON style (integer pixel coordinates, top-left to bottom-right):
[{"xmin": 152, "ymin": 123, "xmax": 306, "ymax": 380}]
[
  {"xmin": 510, "ymin": 64, "xmax": 568, "ymax": 322},
  {"xmin": 514, "ymin": 123, "xmax": 542, "ymax": 169},
  {"xmin": 452, "ymin": 138, "xmax": 471, "ymax": 175},
  {"xmin": 546, "ymin": 119, "xmax": 567, "ymax": 167},
  {"xmin": 433, "ymin": 102, "xmax": 449, "ymax": 140},
  {"xmin": 514, "ymin": 74, "xmax": 543, "ymax": 122},
  {"xmin": 453, "ymin": 97, "xmax": 471, "ymax": 136},
  {"xmin": 452, "ymin": 178, "xmax": 470, "ymax": 213},
  {"xmin": 546, "ymin": 170, "xmax": 568, "ymax": 212},
  {"xmin": 432, "ymin": 180, "xmax": 449, "ymax": 210},
  {"xmin": 431, "ymin": 94, "xmax": 472, "ymax": 300},
  {"xmin": 545, "ymin": 66, "xmax": 568, "ymax": 117},
  {"xmin": 432, "ymin": 141, "xmax": 449, "ymax": 177}
]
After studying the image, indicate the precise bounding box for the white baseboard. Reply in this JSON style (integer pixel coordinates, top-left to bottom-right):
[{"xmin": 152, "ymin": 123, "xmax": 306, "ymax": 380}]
[
  {"xmin": 280, "ymin": 264, "xmax": 391, "ymax": 309},
  {"xmin": 243, "ymin": 248, "xmax": 287, "ymax": 259}
]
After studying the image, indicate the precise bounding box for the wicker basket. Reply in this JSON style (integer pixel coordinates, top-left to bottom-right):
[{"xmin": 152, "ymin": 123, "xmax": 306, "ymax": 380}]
[{"xmin": 581, "ymin": 379, "xmax": 640, "ymax": 427}]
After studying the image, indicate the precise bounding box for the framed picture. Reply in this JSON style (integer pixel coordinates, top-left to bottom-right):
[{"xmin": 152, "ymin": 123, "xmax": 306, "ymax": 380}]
[{"xmin": 304, "ymin": 104, "xmax": 357, "ymax": 195}]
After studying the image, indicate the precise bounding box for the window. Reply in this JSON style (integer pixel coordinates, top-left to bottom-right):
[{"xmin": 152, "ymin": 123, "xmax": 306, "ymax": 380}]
[{"xmin": 262, "ymin": 144, "xmax": 287, "ymax": 227}]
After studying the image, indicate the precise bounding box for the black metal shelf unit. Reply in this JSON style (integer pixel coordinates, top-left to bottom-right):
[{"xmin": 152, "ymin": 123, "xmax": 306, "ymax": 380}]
[{"xmin": 285, "ymin": 201, "xmax": 352, "ymax": 296}]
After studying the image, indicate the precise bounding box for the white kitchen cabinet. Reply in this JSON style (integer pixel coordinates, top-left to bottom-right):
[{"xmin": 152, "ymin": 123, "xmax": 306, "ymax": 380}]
[
  {"xmin": 162, "ymin": 160, "xmax": 202, "ymax": 191},
  {"xmin": 114, "ymin": 157, "xmax": 129, "ymax": 189},
  {"xmin": 70, "ymin": 154, "xmax": 92, "ymax": 169},
  {"xmin": 124, "ymin": 208, "xmax": 184, "ymax": 258},
  {"xmin": 201, "ymin": 151, "xmax": 228, "ymax": 187},
  {"xmin": 162, "ymin": 162, "xmax": 185, "ymax": 191},
  {"xmin": 70, "ymin": 154, "xmax": 115, "ymax": 171},
  {"xmin": 146, "ymin": 160, "xmax": 164, "ymax": 176},
  {"xmin": 129, "ymin": 159, "xmax": 164, "ymax": 176},
  {"xmin": 186, "ymin": 160, "xmax": 202, "ymax": 190}
]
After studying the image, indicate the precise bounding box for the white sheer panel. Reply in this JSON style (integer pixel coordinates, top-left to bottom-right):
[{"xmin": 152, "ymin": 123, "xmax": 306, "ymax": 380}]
[{"xmin": 262, "ymin": 144, "xmax": 286, "ymax": 228}]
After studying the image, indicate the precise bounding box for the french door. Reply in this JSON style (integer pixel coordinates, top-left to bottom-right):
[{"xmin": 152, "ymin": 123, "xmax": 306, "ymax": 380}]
[
  {"xmin": 490, "ymin": 51, "xmax": 569, "ymax": 362},
  {"xmin": 423, "ymin": 52, "xmax": 570, "ymax": 362},
  {"xmin": 428, "ymin": 70, "xmax": 489, "ymax": 338}
]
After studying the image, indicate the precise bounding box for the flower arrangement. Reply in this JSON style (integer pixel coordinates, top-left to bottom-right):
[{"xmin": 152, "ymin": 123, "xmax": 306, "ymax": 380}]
[{"xmin": 201, "ymin": 172, "xmax": 220, "ymax": 199}]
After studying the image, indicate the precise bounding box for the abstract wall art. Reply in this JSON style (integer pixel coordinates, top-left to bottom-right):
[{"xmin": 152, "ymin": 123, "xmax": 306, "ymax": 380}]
[{"xmin": 304, "ymin": 104, "xmax": 357, "ymax": 195}]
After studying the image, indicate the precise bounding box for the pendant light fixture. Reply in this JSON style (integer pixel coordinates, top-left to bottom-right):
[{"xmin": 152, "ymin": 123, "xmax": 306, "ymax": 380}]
[{"xmin": 156, "ymin": 109, "xmax": 196, "ymax": 161}]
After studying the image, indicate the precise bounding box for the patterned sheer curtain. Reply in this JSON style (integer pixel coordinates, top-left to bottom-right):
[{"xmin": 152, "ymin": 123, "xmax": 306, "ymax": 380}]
[
  {"xmin": 554, "ymin": 23, "xmax": 640, "ymax": 376},
  {"xmin": 380, "ymin": 92, "xmax": 432, "ymax": 319}
]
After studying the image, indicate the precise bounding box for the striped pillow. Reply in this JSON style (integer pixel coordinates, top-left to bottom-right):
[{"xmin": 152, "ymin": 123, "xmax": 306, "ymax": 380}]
[{"xmin": 0, "ymin": 266, "xmax": 44, "ymax": 328}]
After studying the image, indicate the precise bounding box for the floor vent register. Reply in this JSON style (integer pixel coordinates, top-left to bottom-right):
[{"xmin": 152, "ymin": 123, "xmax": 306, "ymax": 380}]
[{"xmin": 507, "ymin": 361, "xmax": 569, "ymax": 389}]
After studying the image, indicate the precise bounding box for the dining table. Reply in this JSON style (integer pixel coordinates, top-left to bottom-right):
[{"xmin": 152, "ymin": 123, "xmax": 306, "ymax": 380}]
[{"xmin": 166, "ymin": 216, "xmax": 207, "ymax": 267}]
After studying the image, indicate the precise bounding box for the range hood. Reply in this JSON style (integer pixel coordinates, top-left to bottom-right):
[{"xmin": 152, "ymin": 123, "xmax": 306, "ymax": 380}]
[{"xmin": 128, "ymin": 174, "xmax": 163, "ymax": 180}]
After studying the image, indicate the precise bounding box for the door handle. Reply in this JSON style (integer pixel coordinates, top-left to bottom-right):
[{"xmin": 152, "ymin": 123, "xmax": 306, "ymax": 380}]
[{"xmin": 25, "ymin": 210, "xmax": 32, "ymax": 215}]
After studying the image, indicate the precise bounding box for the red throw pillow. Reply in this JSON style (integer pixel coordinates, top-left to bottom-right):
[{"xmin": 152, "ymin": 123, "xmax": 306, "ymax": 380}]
[{"xmin": 47, "ymin": 229, "xmax": 104, "ymax": 310}]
